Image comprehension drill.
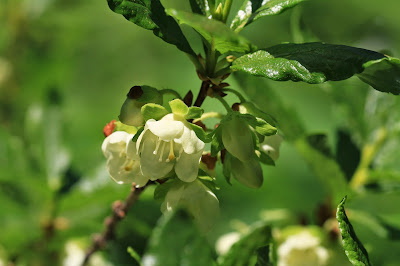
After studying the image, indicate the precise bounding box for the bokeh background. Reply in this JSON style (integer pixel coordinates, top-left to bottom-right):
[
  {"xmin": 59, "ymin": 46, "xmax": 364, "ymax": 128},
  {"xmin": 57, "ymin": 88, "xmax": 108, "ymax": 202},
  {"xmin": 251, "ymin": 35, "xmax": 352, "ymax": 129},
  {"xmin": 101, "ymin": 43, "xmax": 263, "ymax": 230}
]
[{"xmin": 1, "ymin": 0, "xmax": 400, "ymax": 265}]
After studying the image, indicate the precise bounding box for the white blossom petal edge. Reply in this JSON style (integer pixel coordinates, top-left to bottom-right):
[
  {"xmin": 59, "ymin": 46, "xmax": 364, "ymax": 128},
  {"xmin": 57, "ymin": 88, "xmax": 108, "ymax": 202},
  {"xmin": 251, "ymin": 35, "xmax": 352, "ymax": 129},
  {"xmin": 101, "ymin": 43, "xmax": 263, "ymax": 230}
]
[
  {"xmin": 102, "ymin": 131, "xmax": 149, "ymax": 187},
  {"xmin": 136, "ymin": 114, "xmax": 205, "ymax": 182}
]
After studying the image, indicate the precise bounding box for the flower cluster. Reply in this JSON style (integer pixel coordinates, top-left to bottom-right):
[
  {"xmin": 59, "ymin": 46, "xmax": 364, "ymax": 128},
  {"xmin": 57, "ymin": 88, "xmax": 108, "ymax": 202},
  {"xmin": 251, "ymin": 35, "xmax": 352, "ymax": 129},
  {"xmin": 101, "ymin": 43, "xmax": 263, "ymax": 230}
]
[{"xmin": 102, "ymin": 88, "xmax": 218, "ymax": 230}]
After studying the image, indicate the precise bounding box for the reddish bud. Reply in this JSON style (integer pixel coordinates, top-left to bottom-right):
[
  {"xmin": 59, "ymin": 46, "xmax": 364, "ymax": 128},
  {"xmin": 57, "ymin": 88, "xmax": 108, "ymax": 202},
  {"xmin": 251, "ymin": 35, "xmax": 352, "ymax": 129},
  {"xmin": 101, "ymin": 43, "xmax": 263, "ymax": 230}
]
[{"xmin": 103, "ymin": 120, "xmax": 116, "ymax": 137}]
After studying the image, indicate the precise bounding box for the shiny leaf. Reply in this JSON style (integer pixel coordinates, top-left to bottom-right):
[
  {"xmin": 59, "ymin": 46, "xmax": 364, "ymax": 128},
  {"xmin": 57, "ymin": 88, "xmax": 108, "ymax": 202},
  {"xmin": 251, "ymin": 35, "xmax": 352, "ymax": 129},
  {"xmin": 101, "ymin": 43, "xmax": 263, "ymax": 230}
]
[{"xmin": 336, "ymin": 196, "xmax": 372, "ymax": 266}]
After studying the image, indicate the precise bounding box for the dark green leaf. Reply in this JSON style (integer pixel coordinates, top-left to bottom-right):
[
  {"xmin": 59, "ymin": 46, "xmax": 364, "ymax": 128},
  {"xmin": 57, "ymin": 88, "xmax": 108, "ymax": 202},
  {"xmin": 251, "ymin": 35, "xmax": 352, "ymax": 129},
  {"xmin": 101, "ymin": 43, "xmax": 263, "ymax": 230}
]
[
  {"xmin": 306, "ymin": 133, "xmax": 333, "ymax": 158},
  {"xmin": 166, "ymin": 9, "xmax": 253, "ymax": 54},
  {"xmin": 336, "ymin": 196, "xmax": 371, "ymax": 266},
  {"xmin": 219, "ymin": 223, "xmax": 272, "ymax": 266},
  {"xmin": 255, "ymin": 245, "xmax": 274, "ymax": 266},
  {"xmin": 232, "ymin": 43, "xmax": 400, "ymax": 94},
  {"xmin": 189, "ymin": 123, "xmax": 209, "ymax": 142},
  {"xmin": 142, "ymin": 210, "xmax": 216, "ymax": 266},
  {"xmin": 231, "ymin": 0, "xmax": 304, "ymax": 32},
  {"xmin": 107, "ymin": 0, "xmax": 195, "ymax": 55},
  {"xmin": 153, "ymin": 180, "xmax": 176, "ymax": 201},
  {"xmin": 211, "ymin": 128, "xmax": 224, "ymax": 156},
  {"xmin": 190, "ymin": 0, "xmax": 207, "ymax": 15},
  {"xmin": 258, "ymin": 151, "xmax": 275, "ymax": 166},
  {"xmin": 336, "ymin": 130, "xmax": 361, "ymax": 181},
  {"xmin": 358, "ymin": 56, "xmax": 400, "ymax": 94}
]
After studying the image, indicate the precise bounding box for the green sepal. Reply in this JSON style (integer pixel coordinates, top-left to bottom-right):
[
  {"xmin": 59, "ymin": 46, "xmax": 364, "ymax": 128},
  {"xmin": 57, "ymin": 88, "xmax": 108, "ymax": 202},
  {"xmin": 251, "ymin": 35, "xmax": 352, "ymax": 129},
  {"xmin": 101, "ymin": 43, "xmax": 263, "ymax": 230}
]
[
  {"xmin": 169, "ymin": 99, "xmax": 189, "ymax": 117},
  {"xmin": 136, "ymin": 85, "xmax": 163, "ymax": 103},
  {"xmin": 210, "ymin": 128, "xmax": 224, "ymax": 157},
  {"xmin": 141, "ymin": 103, "xmax": 169, "ymax": 122},
  {"xmin": 336, "ymin": 196, "xmax": 372, "ymax": 266},
  {"xmin": 258, "ymin": 151, "xmax": 275, "ymax": 166},
  {"xmin": 132, "ymin": 126, "xmax": 144, "ymax": 142},
  {"xmin": 239, "ymin": 101, "xmax": 277, "ymax": 127},
  {"xmin": 222, "ymin": 152, "xmax": 232, "ymax": 186},
  {"xmin": 239, "ymin": 114, "xmax": 277, "ymax": 136},
  {"xmin": 185, "ymin": 106, "xmax": 204, "ymax": 120},
  {"xmin": 198, "ymin": 175, "xmax": 220, "ymax": 192},
  {"xmin": 189, "ymin": 123, "xmax": 209, "ymax": 143},
  {"xmin": 114, "ymin": 121, "xmax": 138, "ymax": 134}
]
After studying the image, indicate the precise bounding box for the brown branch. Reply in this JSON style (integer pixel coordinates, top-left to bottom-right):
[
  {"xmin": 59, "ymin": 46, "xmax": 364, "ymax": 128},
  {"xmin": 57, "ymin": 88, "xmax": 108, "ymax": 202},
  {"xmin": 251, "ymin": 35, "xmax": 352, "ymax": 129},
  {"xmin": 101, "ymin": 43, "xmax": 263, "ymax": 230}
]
[
  {"xmin": 81, "ymin": 183, "xmax": 146, "ymax": 266},
  {"xmin": 193, "ymin": 81, "xmax": 210, "ymax": 107}
]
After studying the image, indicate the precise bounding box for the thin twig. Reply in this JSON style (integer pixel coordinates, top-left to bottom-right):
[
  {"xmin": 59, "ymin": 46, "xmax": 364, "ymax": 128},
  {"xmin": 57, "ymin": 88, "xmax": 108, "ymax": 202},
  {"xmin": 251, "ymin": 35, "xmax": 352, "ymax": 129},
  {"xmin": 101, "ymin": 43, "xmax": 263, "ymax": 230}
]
[
  {"xmin": 194, "ymin": 81, "xmax": 210, "ymax": 107},
  {"xmin": 81, "ymin": 183, "xmax": 146, "ymax": 266}
]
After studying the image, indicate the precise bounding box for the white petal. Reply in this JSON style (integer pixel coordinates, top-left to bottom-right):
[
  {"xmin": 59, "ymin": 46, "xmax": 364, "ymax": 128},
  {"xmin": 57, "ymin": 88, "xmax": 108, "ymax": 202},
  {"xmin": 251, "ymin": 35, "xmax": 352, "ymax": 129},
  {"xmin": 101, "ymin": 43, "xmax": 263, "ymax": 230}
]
[
  {"xmin": 175, "ymin": 150, "xmax": 202, "ymax": 182},
  {"xmin": 126, "ymin": 135, "xmax": 139, "ymax": 160},
  {"xmin": 147, "ymin": 114, "xmax": 184, "ymax": 141},
  {"xmin": 230, "ymin": 155, "xmax": 263, "ymax": 188},
  {"xmin": 174, "ymin": 125, "xmax": 205, "ymax": 154},
  {"xmin": 102, "ymin": 131, "xmax": 130, "ymax": 157},
  {"xmin": 140, "ymin": 132, "xmax": 174, "ymax": 179}
]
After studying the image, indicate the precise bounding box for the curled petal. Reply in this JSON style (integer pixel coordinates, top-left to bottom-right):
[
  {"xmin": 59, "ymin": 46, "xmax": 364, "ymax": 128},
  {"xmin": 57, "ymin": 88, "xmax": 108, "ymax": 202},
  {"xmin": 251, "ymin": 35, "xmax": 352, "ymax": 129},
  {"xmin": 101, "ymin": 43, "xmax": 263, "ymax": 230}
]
[
  {"xmin": 175, "ymin": 125, "xmax": 205, "ymax": 154},
  {"xmin": 102, "ymin": 131, "xmax": 133, "ymax": 157},
  {"xmin": 147, "ymin": 114, "xmax": 184, "ymax": 141}
]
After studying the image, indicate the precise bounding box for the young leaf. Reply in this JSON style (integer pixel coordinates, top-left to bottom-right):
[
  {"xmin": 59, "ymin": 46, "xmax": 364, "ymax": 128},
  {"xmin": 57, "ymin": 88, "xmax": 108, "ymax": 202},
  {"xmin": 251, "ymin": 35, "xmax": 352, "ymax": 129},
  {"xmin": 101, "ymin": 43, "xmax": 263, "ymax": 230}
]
[
  {"xmin": 166, "ymin": 9, "xmax": 253, "ymax": 54},
  {"xmin": 232, "ymin": 42, "xmax": 400, "ymax": 95},
  {"xmin": 169, "ymin": 98, "xmax": 189, "ymax": 117},
  {"xmin": 219, "ymin": 223, "xmax": 272, "ymax": 266},
  {"xmin": 107, "ymin": 0, "xmax": 195, "ymax": 55},
  {"xmin": 142, "ymin": 210, "xmax": 216, "ymax": 266},
  {"xmin": 336, "ymin": 196, "xmax": 372, "ymax": 266},
  {"xmin": 231, "ymin": 0, "xmax": 305, "ymax": 32},
  {"xmin": 141, "ymin": 103, "xmax": 169, "ymax": 121},
  {"xmin": 185, "ymin": 106, "xmax": 204, "ymax": 120}
]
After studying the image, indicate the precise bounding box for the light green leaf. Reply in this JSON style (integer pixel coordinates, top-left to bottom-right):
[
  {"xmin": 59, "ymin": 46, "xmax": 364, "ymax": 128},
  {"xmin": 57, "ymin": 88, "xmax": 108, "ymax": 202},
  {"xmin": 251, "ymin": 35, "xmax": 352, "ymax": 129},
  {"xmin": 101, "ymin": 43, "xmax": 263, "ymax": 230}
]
[
  {"xmin": 232, "ymin": 43, "xmax": 400, "ymax": 94},
  {"xmin": 142, "ymin": 210, "xmax": 216, "ymax": 266},
  {"xmin": 219, "ymin": 223, "xmax": 272, "ymax": 266},
  {"xmin": 107, "ymin": 0, "xmax": 195, "ymax": 55},
  {"xmin": 169, "ymin": 98, "xmax": 189, "ymax": 117},
  {"xmin": 189, "ymin": 123, "xmax": 209, "ymax": 142},
  {"xmin": 336, "ymin": 196, "xmax": 372, "ymax": 266},
  {"xmin": 141, "ymin": 103, "xmax": 169, "ymax": 121},
  {"xmin": 231, "ymin": 0, "xmax": 305, "ymax": 32},
  {"xmin": 239, "ymin": 114, "xmax": 277, "ymax": 136},
  {"xmin": 166, "ymin": 9, "xmax": 253, "ymax": 54},
  {"xmin": 186, "ymin": 106, "xmax": 204, "ymax": 120}
]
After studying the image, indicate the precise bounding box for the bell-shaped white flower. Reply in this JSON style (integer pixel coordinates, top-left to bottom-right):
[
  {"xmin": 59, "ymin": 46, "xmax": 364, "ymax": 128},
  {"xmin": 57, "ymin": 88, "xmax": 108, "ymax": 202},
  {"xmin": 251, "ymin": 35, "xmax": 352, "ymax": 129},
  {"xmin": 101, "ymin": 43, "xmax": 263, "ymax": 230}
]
[
  {"xmin": 136, "ymin": 113, "xmax": 205, "ymax": 182},
  {"xmin": 261, "ymin": 134, "xmax": 283, "ymax": 161},
  {"xmin": 161, "ymin": 179, "xmax": 219, "ymax": 232},
  {"xmin": 102, "ymin": 131, "xmax": 149, "ymax": 186}
]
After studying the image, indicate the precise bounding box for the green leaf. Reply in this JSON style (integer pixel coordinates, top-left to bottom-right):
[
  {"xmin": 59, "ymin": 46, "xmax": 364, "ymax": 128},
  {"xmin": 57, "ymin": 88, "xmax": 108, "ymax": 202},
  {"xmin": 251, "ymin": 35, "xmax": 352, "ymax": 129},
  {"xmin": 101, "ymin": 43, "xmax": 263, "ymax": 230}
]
[
  {"xmin": 142, "ymin": 210, "xmax": 216, "ymax": 266},
  {"xmin": 219, "ymin": 223, "xmax": 272, "ymax": 266},
  {"xmin": 132, "ymin": 126, "xmax": 144, "ymax": 142},
  {"xmin": 190, "ymin": 0, "xmax": 207, "ymax": 15},
  {"xmin": 222, "ymin": 151, "xmax": 232, "ymax": 185},
  {"xmin": 336, "ymin": 196, "xmax": 372, "ymax": 266},
  {"xmin": 166, "ymin": 9, "xmax": 253, "ymax": 54},
  {"xmin": 186, "ymin": 106, "xmax": 204, "ymax": 120},
  {"xmin": 141, "ymin": 103, "xmax": 169, "ymax": 121},
  {"xmin": 239, "ymin": 114, "xmax": 277, "ymax": 136},
  {"xmin": 211, "ymin": 128, "xmax": 224, "ymax": 156},
  {"xmin": 169, "ymin": 99, "xmax": 189, "ymax": 117},
  {"xmin": 258, "ymin": 151, "xmax": 275, "ymax": 166},
  {"xmin": 358, "ymin": 56, "xmax": 400, "ymax": 94},
  {"xmin": 231, "ymin": 0, "xmax": 304, "ymax": 32},
  {"xmin": 107, "ymin": 0, "xmax": 195, "ymax": 55},
  {"xmin": 154, "ymin": 180, "xmax": 176, "ymax": 201},
  {"xmin": 232, "ymin": 43, "xmax": 400, "ymax": 94},
  {"xmin": 255, "ymin": 245, "xmax": 274, "ymax": 266}
]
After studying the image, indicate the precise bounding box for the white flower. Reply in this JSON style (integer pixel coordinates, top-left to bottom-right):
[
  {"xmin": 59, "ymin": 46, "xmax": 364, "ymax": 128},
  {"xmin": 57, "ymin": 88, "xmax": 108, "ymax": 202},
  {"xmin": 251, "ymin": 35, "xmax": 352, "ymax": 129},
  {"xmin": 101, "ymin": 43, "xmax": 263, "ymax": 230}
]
[
  {"xmin": 261, "ymin": 134, "xmax": 283, "ymax": 161},
  {"xmin": 215, "ymin": 232, "xmax": 241, "ymax": 255},
  {"xmin": 278, "ymin": 231, "xmax": 329, "ymax": 266},
  {"xmin": 102, "ymin": 131, "xmax": 149, "ymax": 186},
  {"xmin": 161, "ymin": 179, "xmax": 219, "ymax": 232},
  {"xmin": 136, "ymin": 113, "xmax": 205, "ymax": 182}
]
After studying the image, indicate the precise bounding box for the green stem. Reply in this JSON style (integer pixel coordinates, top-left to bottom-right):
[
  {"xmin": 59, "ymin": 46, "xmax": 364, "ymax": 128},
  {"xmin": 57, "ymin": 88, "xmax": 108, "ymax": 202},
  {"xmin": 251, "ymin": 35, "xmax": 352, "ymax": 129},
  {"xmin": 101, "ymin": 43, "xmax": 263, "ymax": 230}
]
[
  {"xmin": 222, "ymin": 88, "xmax": 246, "ymax": 103},
  {"xmin": 349, "ymin": 127, "xmax": 388, "ymax": 189},
  {"xmin": 215, "ymin": 94, "xmax": 232, "ymax": 113},
  {"xmin": 159, "ymin": 89, "xmax": 182, "ymax": 99},
  {"xmin": 222, "ymin": 0, "xmax": 233, "ymax": 23}
]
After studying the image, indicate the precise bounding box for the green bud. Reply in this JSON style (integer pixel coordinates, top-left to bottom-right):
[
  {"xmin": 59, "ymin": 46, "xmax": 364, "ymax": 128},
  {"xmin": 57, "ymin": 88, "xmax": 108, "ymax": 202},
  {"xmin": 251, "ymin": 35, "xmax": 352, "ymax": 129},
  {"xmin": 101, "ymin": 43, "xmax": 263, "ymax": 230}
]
[
  {"xmin": 119, "ymin": 86, "xmax": 162, "ymax": 127},
  {"xmin": 229, "ymin": 154, "xmax": 263, "ymax": 188}
]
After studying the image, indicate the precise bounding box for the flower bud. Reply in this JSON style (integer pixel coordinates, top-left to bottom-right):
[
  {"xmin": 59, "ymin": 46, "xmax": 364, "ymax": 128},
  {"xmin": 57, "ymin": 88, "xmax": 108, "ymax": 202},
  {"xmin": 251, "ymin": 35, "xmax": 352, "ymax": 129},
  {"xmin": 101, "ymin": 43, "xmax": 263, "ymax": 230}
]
[
  {"xmin": 221, "ymin": 116, "xmax": 255, "ymax": 162},
  {"xmin": 119, "ymin": 85, "xmax": 162, "ymax": 127},
  {"xmin": 260, "ymin": 134, "xmax": 283, "ymax": 161}
]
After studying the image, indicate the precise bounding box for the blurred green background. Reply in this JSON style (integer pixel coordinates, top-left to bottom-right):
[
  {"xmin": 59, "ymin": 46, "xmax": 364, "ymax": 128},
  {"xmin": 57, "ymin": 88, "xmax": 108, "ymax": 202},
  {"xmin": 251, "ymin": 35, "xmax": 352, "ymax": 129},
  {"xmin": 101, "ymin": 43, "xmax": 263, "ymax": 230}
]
[{"xmin": 1, "ymin": 0, "xmax": 400, "ymax": 265}]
